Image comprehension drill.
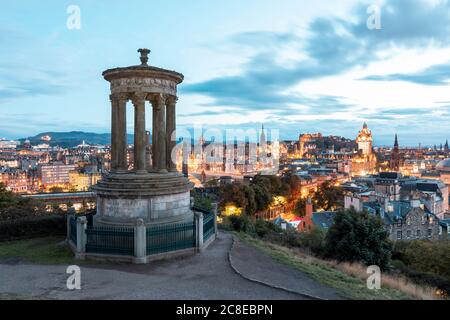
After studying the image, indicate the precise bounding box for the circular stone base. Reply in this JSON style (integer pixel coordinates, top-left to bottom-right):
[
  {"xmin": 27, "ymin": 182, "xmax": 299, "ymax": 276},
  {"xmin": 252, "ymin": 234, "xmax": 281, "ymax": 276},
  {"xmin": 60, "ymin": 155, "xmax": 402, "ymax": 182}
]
[{"xmin": 92, "ymin": 172, "xmax": 193, "ymax": 226}]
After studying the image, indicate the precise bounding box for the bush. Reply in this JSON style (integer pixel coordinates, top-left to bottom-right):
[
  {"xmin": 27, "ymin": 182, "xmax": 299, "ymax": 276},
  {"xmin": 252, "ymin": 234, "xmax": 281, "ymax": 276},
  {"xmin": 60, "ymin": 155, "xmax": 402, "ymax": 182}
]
[
  {"xmin": 393, "ymin": 240, "xmax": 450, "ymax": 279},
  {"xmin": 297, "ymin": 228, "xmax": 327, "ymax": 256},
  {"xmin": 254, "ymin": 219, "xmax": 282, "ymax": 238},
  {"xmin": 227, "ymin": 215, "xmax": 256, "ymax": 235},
  {"xmin": 0, "ymin": 215, "xmax": 67, "ymax": 242},
  {"xmin": 325, "ymin": 208, "xmax": 392, "ymax": 269}
]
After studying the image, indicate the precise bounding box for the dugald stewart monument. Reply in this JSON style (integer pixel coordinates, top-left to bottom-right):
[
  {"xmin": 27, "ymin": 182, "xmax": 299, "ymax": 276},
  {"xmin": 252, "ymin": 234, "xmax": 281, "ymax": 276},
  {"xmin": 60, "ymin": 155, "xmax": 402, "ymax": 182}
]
[
  {"xmin": 67, "ymin": 49, "xmax": 217, "ymax": 264},
  {"xmin": 95, "ymin": 49, "xmax": 192, "ymax": 226}
]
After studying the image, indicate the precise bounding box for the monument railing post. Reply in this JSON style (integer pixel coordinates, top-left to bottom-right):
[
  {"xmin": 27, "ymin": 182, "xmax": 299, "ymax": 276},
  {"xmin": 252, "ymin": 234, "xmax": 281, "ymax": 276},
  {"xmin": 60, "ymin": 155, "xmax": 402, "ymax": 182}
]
[
  {"xmin": 195, "ymin": 211, "xmax": 204, "ymax": 251},
  {"xmin": 212, "ymin": 203, "xmax": 218, "ymax": 239},
  {"xmin": 66, "ymin": 207, "xmax": 76, "ymax": 242},
  {"xmin": 76, "ymin": 216, "xmax": 87, "ymax": 257},
  {"xmin": 133, "ymin": 219, "xmax": 147, "ymax": 264}
]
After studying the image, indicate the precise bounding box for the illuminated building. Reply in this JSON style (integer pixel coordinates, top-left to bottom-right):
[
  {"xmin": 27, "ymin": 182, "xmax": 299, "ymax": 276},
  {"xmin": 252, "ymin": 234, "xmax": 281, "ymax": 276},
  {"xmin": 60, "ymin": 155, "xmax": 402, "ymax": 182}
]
[
  {"xmin": 69, "ymin": 171, "xmax": 101, "ymax": 191},
  {"xmin": 351, "ymin": 123, "xmax": 377, "ymax": 176},
  {"xmin": 38, "ymin": 162, "xmax": 76, "ymax": 190}
]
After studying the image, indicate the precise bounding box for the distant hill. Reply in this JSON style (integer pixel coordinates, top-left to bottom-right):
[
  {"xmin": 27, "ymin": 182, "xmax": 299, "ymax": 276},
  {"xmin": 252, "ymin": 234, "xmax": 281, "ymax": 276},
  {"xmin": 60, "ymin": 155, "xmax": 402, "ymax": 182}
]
[{"xmin": 20, "ymin": 131, "xmax": 136, "ymax": 148}]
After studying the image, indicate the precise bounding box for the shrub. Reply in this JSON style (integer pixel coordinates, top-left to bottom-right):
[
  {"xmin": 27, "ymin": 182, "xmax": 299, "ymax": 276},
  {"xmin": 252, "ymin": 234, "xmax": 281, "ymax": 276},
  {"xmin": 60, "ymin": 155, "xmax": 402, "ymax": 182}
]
[
  {"xmin": 0, "ymin": 215, "xmax": 67, "ymax": 242},
  {"xmin": 297, "ymin": 228, "xmax": 327, "ymax": 256},
  {"xmin": 227, "ymin": 215, "xmax": 256, "ymax": 235},
  {"xmin": 254, "ymin": 219, "xmax": 282, "ymax": 238},
  {"xmin": 325, "ymin": 208, "xmax": 392, "ymax": 269},
  {"xmin": 393, "ymin": 240, "xmax": 450, "ymax": 279}
]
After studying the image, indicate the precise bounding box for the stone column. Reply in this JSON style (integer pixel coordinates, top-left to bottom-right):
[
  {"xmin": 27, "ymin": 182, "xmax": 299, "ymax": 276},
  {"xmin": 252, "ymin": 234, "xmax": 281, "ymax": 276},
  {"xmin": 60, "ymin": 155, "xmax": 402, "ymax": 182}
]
[
  {"xmin": 166, "ymin": 96, "xmax": 177, "ymax": 172},
  {"xmin": 110, "ymin": 94, "xmax": 128, "ymax": 173},
  {"xmin": 151, "ymin": 103, "xmax": 157, "ymax": 171},
  {"xmin": 110, "ymin": 95, "xmax": 119, "ymax": 172},
  {"xmin": 132, "ymin": 92, "xmax": 147, "ymax": 174},
  {"xmin": 152, "ymin": 94, "xmax": 167, "ymax": 173},
  {"xmin": 116, "ymin": 94, "xmax": 128, "ymax": 173}
]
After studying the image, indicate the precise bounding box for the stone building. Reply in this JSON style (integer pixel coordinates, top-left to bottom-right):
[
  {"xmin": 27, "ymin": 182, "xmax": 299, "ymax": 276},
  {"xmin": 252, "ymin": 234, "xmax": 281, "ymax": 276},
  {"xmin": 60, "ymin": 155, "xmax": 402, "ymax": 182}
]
[{"xmin": 387, "ymin": 205, "xmax": 441, "ymax": 241}]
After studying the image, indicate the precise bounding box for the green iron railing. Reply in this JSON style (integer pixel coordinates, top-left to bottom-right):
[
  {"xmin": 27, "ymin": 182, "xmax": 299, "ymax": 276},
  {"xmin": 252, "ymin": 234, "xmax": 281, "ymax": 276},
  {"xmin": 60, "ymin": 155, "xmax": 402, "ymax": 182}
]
[
  {"xmin": 86, "ymin": 225, "xmax": 134, "ymax": 256},
  {"xmin": 203, "ymin": 213, "xmax": 215, "ymax": 242},
  {"xmin": 146, "ymin": 221, "xmax": 195, "ymax": 255},
  {"xmin": 69, "ymin": 216, "xmax": 77, "ymax": 244}
]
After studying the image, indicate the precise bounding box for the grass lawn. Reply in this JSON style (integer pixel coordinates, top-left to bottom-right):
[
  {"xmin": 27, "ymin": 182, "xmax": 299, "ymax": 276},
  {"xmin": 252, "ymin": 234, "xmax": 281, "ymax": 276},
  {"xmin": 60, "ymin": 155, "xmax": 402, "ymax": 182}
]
[
  {"xmin": 234, "ymin": 232, "xmax": 418, "ymax": 300},
  {"xmin": 0, "ymin": 237, "xmax": 77, "ymax": 265}
]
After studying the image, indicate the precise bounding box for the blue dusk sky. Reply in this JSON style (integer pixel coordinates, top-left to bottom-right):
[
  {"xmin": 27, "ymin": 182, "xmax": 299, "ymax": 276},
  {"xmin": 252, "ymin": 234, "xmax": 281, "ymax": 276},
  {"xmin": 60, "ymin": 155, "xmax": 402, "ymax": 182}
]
[{"xmin": 0, "ymin": 0, "xmax": 449, "ymax": 146}]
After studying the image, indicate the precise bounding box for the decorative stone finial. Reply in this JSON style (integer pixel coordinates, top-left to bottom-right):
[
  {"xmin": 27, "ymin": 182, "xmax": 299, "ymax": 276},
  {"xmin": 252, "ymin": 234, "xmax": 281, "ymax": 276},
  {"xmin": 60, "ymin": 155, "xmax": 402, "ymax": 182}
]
[{"xmin": 138, "ymin": 48, "xmax": 151, "ymax": 66}]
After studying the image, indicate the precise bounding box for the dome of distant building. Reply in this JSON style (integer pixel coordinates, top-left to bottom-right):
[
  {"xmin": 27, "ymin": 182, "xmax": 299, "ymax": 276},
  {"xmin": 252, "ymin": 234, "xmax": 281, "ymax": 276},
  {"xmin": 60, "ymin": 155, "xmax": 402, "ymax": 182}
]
[{"xmin": 436, "ymin": 159, "xmax": 450, "ymax": 172}]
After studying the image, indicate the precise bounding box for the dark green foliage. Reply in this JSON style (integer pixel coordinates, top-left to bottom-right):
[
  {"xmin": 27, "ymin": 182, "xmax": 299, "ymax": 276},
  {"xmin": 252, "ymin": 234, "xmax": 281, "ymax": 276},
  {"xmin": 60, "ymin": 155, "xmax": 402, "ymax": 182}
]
[
  {"xmin": 0, "ymin": 215, "xmax": 66, "ymax": 242},
  {"xmin": 219, "ymin": 174, "xmax": 302, "ymax": 215},
  {"xmin": 254, "ymin": 219, "xmax": 282, "ymax": 238},
  {"xmin": 228, "ymin": 215, "xmax": 255, "ymax": 235},
  {"xmin": 295, "ymin": 197, "xmax": 308, "ymax": 217},
  {"xmin": 325, "ymin": 208, "xmax": 392, "ymax": 269},
  {"xmin": 314, "ymin": 180, "xmax": 344, "ymax": 211},
  {"xmin": 392, "ymin": 240, "xmax": 450, "ymax": 279},
  {"xmin": 192, "ymin": 192, "xmax": 213, "ymax": 211},
  {"xmin": 0, "ymin": 183, "xmax": 46, "ymax": 222}
]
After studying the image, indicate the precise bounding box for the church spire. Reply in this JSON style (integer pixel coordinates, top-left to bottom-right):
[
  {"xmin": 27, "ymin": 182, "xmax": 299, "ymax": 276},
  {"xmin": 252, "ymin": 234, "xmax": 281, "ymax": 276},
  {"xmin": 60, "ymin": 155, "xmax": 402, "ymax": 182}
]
[{"xmin": 394, "ymin": 134, "xmax": 399, "ymax": 148}]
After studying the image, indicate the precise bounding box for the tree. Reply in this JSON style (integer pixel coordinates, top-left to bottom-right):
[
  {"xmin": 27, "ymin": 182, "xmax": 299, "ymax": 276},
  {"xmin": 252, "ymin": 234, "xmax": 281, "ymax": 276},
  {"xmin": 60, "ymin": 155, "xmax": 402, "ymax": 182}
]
[
  {"xmin": 243, "ymin": 185, "xmax": 256, "ymax": 215},
  {"xmin": 325, "ymin": 208, "xmax": 392, "ymax": 270},
  {"xmin": 295, "ymin": 197, "xmax": 308, "ymax": 217},
  {"xmin": 314, "ymin": 180, "xmax": 344, "ymax": 211},
  {"xmin": 0, "ymin": 183, "xmax": 46, "ymax": 221},
  {"xmin": 281, "ymin": 173, "xmax": 301, "ymax": 200},
  {"xmin": 219, "ymin": 183, "xmax": 247, "ymax": 211},
  {"xmin": 253, "ymin": 184, "xmax": 272, "ymax": 212}
]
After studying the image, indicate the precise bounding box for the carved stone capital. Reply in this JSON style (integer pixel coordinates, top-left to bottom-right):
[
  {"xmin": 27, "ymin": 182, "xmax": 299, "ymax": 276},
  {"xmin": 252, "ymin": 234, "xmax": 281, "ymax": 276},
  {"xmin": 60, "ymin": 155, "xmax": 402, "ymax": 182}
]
[
  {"xmin": 166, "ymin": 95, "xmax": 178, "ymax": 107},
  {"xmin": 110, "ymin": 93, "xmax": 129, "ymax": 103},
  {"xmin": 148, "ymin": 93, "xmax": 166, "ymax": 109},
  {"xmin": 130, "ymin": 91, "xmax": 147, "ymax": 106}
]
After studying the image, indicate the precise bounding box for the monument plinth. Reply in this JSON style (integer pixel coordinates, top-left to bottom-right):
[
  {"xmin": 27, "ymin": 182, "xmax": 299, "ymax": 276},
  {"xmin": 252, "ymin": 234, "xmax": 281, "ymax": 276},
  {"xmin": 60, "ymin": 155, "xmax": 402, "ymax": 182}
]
[{"xmin": 93, "ymin": 49, "xmax": 193, "ymax": 227}]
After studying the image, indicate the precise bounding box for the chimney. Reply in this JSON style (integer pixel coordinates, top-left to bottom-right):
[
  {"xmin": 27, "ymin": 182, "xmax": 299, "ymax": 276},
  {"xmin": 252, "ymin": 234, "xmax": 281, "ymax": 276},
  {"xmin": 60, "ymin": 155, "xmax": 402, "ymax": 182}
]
[{"xmin": 305, "ymin": 197, "xmax": 313, "ymax": 218}]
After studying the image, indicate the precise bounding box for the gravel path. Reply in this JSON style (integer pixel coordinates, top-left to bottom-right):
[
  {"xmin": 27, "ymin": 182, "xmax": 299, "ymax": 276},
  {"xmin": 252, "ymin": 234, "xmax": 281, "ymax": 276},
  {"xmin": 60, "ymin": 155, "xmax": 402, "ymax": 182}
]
[{"xmin": 0, "ymin": 232, "xmax": 341, "ymax": 300}]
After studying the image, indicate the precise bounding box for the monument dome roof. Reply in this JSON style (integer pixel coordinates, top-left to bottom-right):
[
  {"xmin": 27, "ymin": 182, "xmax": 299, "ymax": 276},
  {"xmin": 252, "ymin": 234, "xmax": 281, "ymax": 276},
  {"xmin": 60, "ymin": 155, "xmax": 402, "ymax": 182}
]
[
  {"xmin": 436, "ymin": 159, "xmax": 450, "ymax": 172},
  {"xmin": 102, "ymin": 49, "xmax": 184, "ymax": 83}
]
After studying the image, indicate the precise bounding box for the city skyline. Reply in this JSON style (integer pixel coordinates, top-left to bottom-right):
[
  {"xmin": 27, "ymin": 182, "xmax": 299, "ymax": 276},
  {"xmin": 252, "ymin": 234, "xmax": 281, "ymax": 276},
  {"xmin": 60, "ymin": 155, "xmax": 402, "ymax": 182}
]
[{"xmin": 1, "ymin": 0, "xmax": 450, "ymax": 145}]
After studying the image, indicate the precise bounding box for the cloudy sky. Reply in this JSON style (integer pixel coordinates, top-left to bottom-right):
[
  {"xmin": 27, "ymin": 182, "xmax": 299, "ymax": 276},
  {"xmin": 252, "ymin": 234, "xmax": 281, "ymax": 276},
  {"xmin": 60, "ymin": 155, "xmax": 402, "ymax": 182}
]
[{"xmin": 0, "ymin": 0, "xmax": 449, "ymax": 146}]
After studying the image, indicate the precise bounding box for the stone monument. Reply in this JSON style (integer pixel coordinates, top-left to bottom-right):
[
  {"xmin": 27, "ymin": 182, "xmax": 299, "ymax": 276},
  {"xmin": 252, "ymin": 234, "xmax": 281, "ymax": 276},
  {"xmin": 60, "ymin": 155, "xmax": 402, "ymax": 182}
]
[{"xmin": 93, "ymin": 49, "xmax": 193, "ymax": 227}]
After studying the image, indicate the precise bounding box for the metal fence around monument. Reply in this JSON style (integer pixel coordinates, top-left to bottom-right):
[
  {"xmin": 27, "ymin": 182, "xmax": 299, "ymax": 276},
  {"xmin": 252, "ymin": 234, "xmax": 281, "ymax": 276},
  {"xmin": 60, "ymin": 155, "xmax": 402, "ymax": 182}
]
[
  {"xmin": 146, "ymin": 221, "xmax": 196, "ymax": 255},
  {"xmin": 86, "ymin": 225, "xmax": 135, "ymax": 256},
  {"xmin": 203, "ymin": 213, "xmax": 215, "ymax": 242},
  {"xmin": 69, "ymin": 216, "xmax": 77, "ymax": 244}
]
